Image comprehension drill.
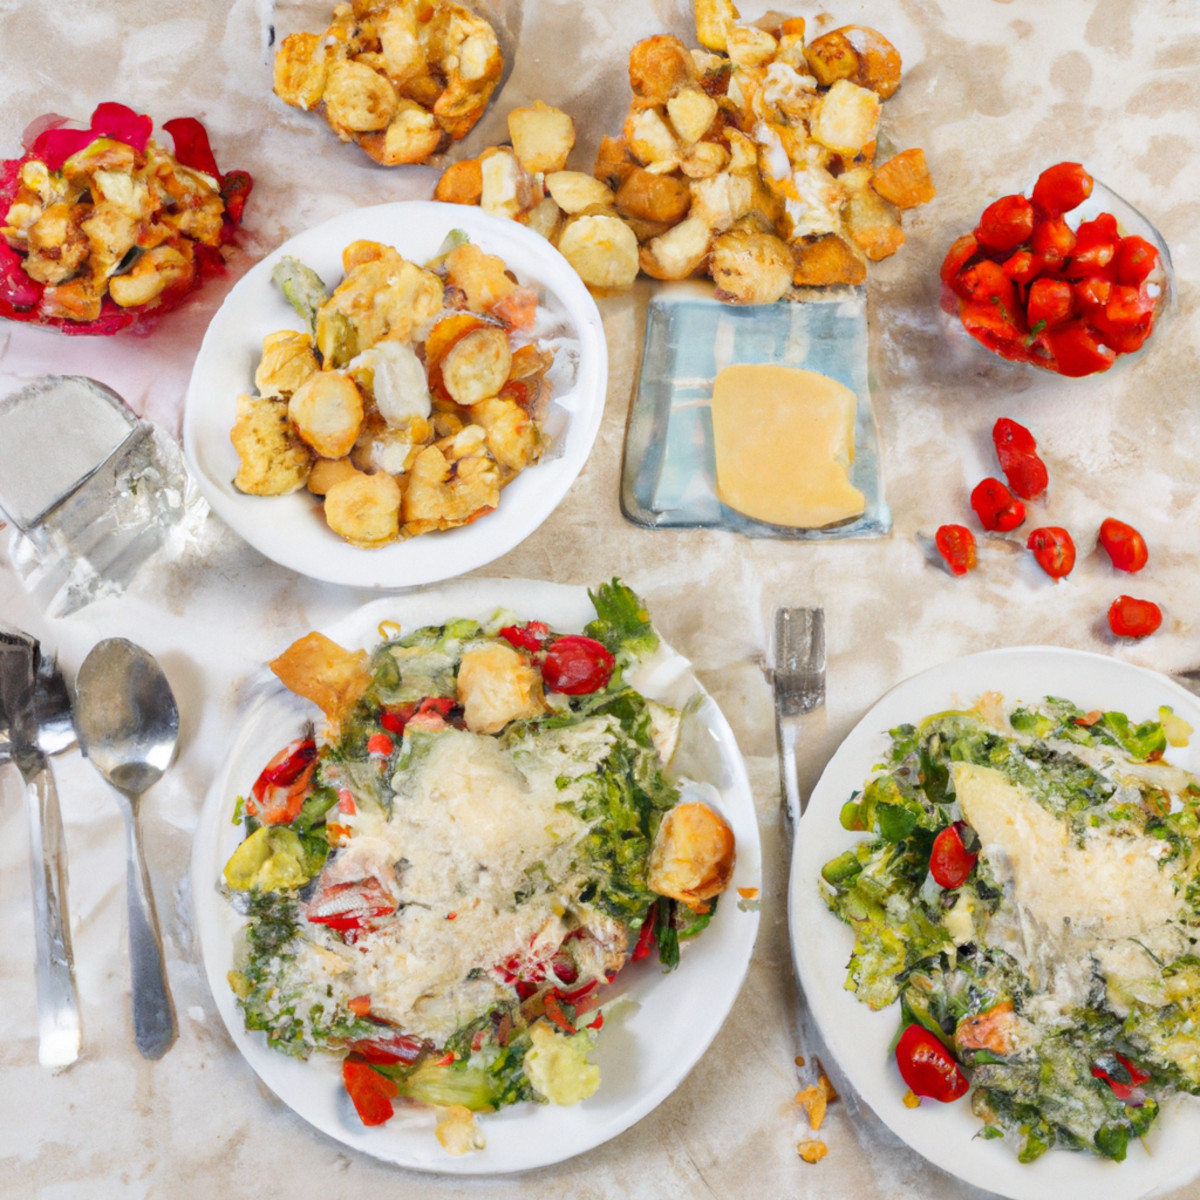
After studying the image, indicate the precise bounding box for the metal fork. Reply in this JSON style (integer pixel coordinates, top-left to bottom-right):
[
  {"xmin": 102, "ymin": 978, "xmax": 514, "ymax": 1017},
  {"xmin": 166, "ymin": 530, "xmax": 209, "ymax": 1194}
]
[{"xmin": 774, "ymin": 608, "xmax": 826, "ymax": 830}]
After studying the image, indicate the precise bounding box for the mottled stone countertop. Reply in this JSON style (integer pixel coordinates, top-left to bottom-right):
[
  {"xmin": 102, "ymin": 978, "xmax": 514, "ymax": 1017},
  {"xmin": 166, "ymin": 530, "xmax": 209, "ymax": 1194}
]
[{"xmin": 3, "ymin": 1, "xmax": 1200, "ymax": 1197}]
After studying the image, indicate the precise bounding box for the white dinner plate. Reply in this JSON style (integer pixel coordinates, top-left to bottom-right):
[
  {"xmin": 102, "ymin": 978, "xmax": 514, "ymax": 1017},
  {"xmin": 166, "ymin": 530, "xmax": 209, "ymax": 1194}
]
[
  {"xmin": 182, "ymin": 202, "xmax": 607, "ymax": 588},
  {"xmin": 790, "ymin": 645, "xmax": 1200, "ymax": 1200},
  {"xmin": 192, "ymin": 578, "xmax": 761, "ymax": 1173}
]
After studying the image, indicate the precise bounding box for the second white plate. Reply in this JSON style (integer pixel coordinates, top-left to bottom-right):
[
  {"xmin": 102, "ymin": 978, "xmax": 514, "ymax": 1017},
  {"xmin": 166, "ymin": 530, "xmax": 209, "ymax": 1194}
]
[{"xmin": 790, "ymin": 646, "xmax": 1200, "ymax": 1200}]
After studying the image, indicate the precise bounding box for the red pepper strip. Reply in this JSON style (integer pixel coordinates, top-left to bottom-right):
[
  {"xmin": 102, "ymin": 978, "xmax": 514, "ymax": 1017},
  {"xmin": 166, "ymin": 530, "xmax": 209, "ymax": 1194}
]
[
  {"xmin": 260, "ymin": 738, "xmax": 317, "ymax": 788},
  {"xmin": 346, "ymin": 1029, "xmax": 426, "ymax": 1066},
  {"xmin": 632, "ymin": 910, "xmax": 657, "ymax": 961},
  {"xmin": 543, "ymin": 991, "xmax": 577, "ymax": 1035},
  {"xmin": 306, "ymin": 878, "xmax": 397, "ymax": 931},
  {"xmin": 498, "ymin": 621, "xmax": 549, "ymax": 652},
  {"xmin": 342, "ymin": 1059, "xmax": 398, "ymax": 1127},
  {"xmin": 1092, "ymin": 1052, "xmax": 1149, "ymax": 1100}
]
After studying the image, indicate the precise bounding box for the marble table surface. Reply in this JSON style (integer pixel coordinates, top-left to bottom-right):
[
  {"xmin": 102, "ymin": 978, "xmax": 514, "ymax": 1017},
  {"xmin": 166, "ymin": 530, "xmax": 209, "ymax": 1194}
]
[{"xmin": 3, "ymin": 1, "xmax": 1200, "ymax": 1197}]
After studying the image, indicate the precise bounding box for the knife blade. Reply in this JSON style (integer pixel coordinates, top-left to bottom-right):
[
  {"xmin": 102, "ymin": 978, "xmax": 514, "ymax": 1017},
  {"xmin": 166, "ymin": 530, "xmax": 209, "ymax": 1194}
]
[{"xmin": 0, "ymin": 630, "xmax": 81, "ymax": 1070}]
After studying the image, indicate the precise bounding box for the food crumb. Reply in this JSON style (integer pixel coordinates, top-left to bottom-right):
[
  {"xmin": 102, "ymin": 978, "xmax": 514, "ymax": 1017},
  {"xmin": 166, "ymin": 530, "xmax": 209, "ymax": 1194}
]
[
  {"xmin": 902, "ymin": 1088, "xmax": 921, "ymax": 1109},
  {"xmin": 737, "ymin": 886, "xmax": 759, "ymax": 899},
  {"xmin": 797, "ymin": 1140, "xmax": 828, "ymax": 1163},
  {"xmin": 796, "ymin": 1085, "xmax": 827, "ymax": 1131},
  {"xmin": 819, "ymin": 1073, "xmax": 838, "ymax": 1103},
  {"xmin": 795, "ymin": 1055, "xmax": 806, "ymax": 1068}
]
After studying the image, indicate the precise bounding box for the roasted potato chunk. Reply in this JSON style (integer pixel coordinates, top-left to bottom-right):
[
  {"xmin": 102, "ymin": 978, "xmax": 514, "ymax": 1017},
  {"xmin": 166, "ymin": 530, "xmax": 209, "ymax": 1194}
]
[
  {"xmin": 791, "ymin": 233, "xmax": 866, "ymax": 286},
  {"xmin": 694, "ymin": 0, "xmax": 740, "ymax": 52},
  {"xmin": 231, "ymin": 395, "xmax": 313, "ymax": 495},
  {"xmin": 508, "ymin": 101, "xmax": 576, "ymax": 174},
  {"xmin": 434, "ymin": 157, "xmax": 483, "ymax": 206},
  {"xmin": 628, "ymin": 35, "xmax": 697, "ymax": 106},
  {"xmin": 288, "ymin": 370, "xmax": 365, "ymax": 459},
  {"xmin": 557, "ymin": 214, "xmax": 640, "ymax": 290},
  {"xmin": 709, "ymin": 223, "xmax": 793, "ymax": 305},
  {"xmin": 809, "ymin": 79, "xmax": 880, "ymax": 156},
  {"xmin": 324, "ymin": 470, "xmax": 402, "ymax": 548},
  {"xmin": 842, "ymin": 167, "xmax": 905, "ymax": 260},
  {"xmin": 255, "ymin": 330, "xmax": 319, "ymax": 399},
  {"xmin": 615, "ymin": 167, "xmax": 692, "ymax": 224},
  {"xmin": 805, "ymin": 26, "xmax": 902, "ymax": 98},
  {"xmin": 441, "ymin": 327, "xmax": 512, "ymax": 406},
  {"xmin": 648, "ymin": 801, "xmax": 735, "ymax": 912},
  {"xmin": 323, "ymin": 60, "xmax": 398, "ymax": 137},
  {"xmin": 870, "ymin": 148, "xmax": 936, "ymax": 209},
  {"xmin": 639, "ymin": 215, "xmax": 712, "ymax": 281},
  {"xmin": 665, "ymin": 87, "xmax": 719, "ymax": 144},
  {"xmin": 273, "ymin": 31, "xmax": 330, "ymax": 110},
  {"xmin": 358, "ymin": 100, "xmax": 445, "ymax": 165},
  {"xmin": 307, "ymin": 456, "xmax": 362, "ymax": 496},
  {"xmin": 544, "ymin": 170, "xmax": 616, "ymax": 215}
]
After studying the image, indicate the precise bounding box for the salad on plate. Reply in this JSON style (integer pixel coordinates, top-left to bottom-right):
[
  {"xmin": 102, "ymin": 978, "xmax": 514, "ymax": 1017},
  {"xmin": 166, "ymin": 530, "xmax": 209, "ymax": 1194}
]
[
  {"xmin": 218, "ymin": 580, "xmax": 736, "ymax": 1154},
  {"xmin": 821, "ymin": 692, "xmax": 1200, "ymax": 1163}
]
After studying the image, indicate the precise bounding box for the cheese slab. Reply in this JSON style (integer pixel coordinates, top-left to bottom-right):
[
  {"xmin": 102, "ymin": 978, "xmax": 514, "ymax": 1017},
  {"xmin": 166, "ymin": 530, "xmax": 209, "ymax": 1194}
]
[{"xmin": 710, "ymin": 364, "xmax": 865, "ymax": 529}]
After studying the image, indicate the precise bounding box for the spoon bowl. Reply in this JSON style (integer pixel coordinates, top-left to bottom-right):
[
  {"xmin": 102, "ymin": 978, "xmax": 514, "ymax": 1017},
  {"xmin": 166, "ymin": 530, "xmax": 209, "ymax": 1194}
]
[{"xmin": 75, "ymin": 637, "xmax": 180, "ymax": 1059}]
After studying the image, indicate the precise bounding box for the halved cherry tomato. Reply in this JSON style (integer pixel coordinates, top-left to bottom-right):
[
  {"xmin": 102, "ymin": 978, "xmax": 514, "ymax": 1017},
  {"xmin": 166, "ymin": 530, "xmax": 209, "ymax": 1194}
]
[
  {"xmin": 970, "ymin": 478, "xmax": 1025, "ymax": 532},
  {"xmin": 1108, "ymin": 595, "xmax": 1162, "ymax": 639},
  {"xmin": 1113, "ymin": 235, "xmax": 1159, "ymax": 286},
  {"xmin": 1030, "ymin": 161, "xmax": 1093, "ymax": 217},
  {"xmin": 1026, "ymin": 277, "xmax": 1073, "ymax": 330},
  {"xmin": 1062, "ymin": 212, "xmax": 1118, "ymax": 278},
  {"xmin": 1027, "ymin": 526, "xmax": 1076, "ymax": 578},
  {"xmin": 1030, "ymin": 216, "xmax": 1077, "ymax": 270},
  {"xmin": 342, "ymin": 1058, "xmax": 399, "ymax": 1126},
  {"xmin": 1098, "ymin": 518, "xmax": 1148, "ymax": 572},
  {"xmin": 895, "ymin": 1024, "xmax": 969, "ymax": 1102},
  {"xmin": 1091, "ymin": 1051, "xmax": 1150, "ymax": 1100},
  {"xmin": 1001, "ymin": 248, "xmax": 1040, "ymax": 284},
  {"xmin": 958, "ymin": 300, "xmax": 1028, "ymax": 360},
  {"xmin": 1106, "ymin": 284, "xmax": 1154, "ymax": 326},
  {"xmin": 540, "ymin": 635, "xmax": 615, "ymax": 694},
  {"xmin": 1043, "ymin": 320, "xmax": 1116, "ymax": 377},
  {"xmin": 975, "ymin": 194, "xmax": 1034, "ymax": 254},
  {"xmin": 934, "ymin": 525, "xmax": 977, "ymax": 577},
  {"xmin": 930, "ymin": 821, "xmax": 978, "ymax": 889},
  {"xmin": 1072, "ymin": 275, "xmax": 1112, "ymax": 313},
  {"xmin": 992, "ymin": 418, "xmax": 1049, "ymax": 500}
]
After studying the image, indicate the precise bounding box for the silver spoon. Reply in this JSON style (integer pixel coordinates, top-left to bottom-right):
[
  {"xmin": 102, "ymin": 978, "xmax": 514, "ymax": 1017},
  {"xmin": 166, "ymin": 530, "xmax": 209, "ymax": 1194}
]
[{"xmin": 74, "ymin": 638, "xmax": 179, "ymax": 1059}]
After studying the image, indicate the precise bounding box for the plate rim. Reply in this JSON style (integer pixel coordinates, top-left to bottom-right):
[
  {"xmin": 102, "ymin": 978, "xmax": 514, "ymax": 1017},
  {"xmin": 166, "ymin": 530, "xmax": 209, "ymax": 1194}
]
[
  {"xmin": 181, "ymin": 201, "xmax": 608, "ymax": 589},
  {"xmin": 191, "ymin": 577, "xmax": 762, "ymax": 1174},
  {"xmin": 789, "ymin": 644, "xmax": 1200, "ymax": 1200}
]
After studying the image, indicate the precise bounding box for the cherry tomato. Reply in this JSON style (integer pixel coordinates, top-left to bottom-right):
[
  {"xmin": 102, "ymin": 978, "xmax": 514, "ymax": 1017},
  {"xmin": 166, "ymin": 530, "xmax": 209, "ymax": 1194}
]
[
  {"xmin": 970, "ymin": 478, "xmax": 1025, "ymax": 532},
  {"xmin": 1001, "ymin": 248, "xmax": 1039, "ymax": 284},
  {"xmin": 1106, "ymin": 284, "xmax": 1154, "ymax": 326},
  {"xmin": 1026, "ymin": 277, "xmax": 1073, "ymax": 330},
  {"xmin": 540, "ymin": 635, "xmax": 615, "ymax": 694},
  {"xmin": 895, "ymin": 1024, "xmax": 970, "ymax": 1103},
  {"xmin": 1030, "ymin": 161, "xmax": 1093, "ymax": 217},
  {"xmin": 930, "ymin": 821, "xmax": 978, "ymax": 888},
  {"xmin": 1030, "ymin": 216, "xmax": 1077, "ymax": 269},
  {"xmin": 1113, "ymin": 235, "xmax": 1159, "ymax": 286},
  {"xmin": 955, "ymin": 259, "xmax": 1019, "ymax": 316},
  {"xmin": 934, "ymin": 525, "xmax": 977, "ymax": 576},
  {"xmin": 1062, "ymin": 213, "xmax": 1117, "ymax": 277},
  {"xmin": 1072, "ymin": 275, "xmax": 1112, "ymax": 313},
  {"xmin": 992, "ymin": 418, "xmax": 1049, "ymax": 500},
  {"xmin": 959, "ymin": 300, "xmax": 1028, "ymax": 361},
  {"xmin": 940, "ymin": 234, "xmax": 978, "ymax": 286},
  {"xmin": 1108, "ymin": 595, "xmax": 1162, "ymax": 639},
  {"xmin": 1043, "ymin": 320, "xmax": 1116, "ymax": 377},
  {"xmin": 975, "ymin": 194, "xmax": 1034, "ymax": 254},
  {"xmin": 1027, "ymin": 526, "xmax": 1076, "ymax": 578},
  {"xmin": 1098, "ymin": 518, "xmax": 1148, "ymax": 572}
]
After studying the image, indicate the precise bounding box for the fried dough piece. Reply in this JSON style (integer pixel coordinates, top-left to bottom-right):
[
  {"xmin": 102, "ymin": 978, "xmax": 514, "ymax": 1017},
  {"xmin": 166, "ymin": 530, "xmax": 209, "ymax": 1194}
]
[
  {"xmin": 324, "ymin": 471, "xmax": 403, "ymax": 547},
  {"xmin": 648, "ymin": 801, "xmax": 735, "ymax": 912},
  {"xmin": 231, "ymin": 395, "xmax": 312, "ymax": 495},
  {"xmin": 270, "ymin": 632, "xmax": 373, "ymax": 727}
]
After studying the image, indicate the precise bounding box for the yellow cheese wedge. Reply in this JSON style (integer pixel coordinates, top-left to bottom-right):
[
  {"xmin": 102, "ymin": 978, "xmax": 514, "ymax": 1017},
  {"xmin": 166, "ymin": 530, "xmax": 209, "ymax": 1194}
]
[{"xmin": 710, "ymin": 364, "xmax": 865, "ymax": 528}]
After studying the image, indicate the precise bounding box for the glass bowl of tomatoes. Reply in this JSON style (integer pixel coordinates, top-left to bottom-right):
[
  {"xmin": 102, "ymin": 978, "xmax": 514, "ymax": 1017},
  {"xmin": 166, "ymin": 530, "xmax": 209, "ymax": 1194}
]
[{"xmin": 940, "ymin": 162, "xmax": 1172, "ymax": 378}]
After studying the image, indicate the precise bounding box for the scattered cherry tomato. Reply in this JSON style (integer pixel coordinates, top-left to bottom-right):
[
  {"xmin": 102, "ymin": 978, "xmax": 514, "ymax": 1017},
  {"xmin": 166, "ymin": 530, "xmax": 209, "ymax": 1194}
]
[
  {"xmin": 1030, "ymin": 161, "xmax": 1093, "ymax": 217},
  {"xmin": 969, "ymin": 478, "xmax": 1025, "ymax": 532},
  {"xmin": 992, "ymin": 418, "xmax": 1049, "ymax": 500},
  {"xmin": 1098, "ymin": 518, "xmax": 1148, "ymax": 572},
  {"xmin": 1027, "ymin": 526, "xmax": 1076, "ymax": 578},
  {"xmin": 895, "ymin": 1024, "xmax": 970, "ymax": 1103},
  {"xmin": 247, "ymin": 737, "xmax": 317, "ymax": 825},
  {"xmin": 930, "ymin": 822, "xmax": 978, "ymax": 889},
  {"xmin": 934, "ymin": 525, "xmax": 977, "ymax": 576},
  {"xmin": 1108, "ymin": 595, "xmax": 1162, "ymax": 639},
  {"xmin": 540, "ymin": 635, "xmax": 615, "ymax": 694},
  {"xmin": 342, "ymin": 1058, "xmax": 399, "ymax": 1126},
  {"xmin": 944, "ymin": 162, "xmax": 1161, "ymax": 375}
]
